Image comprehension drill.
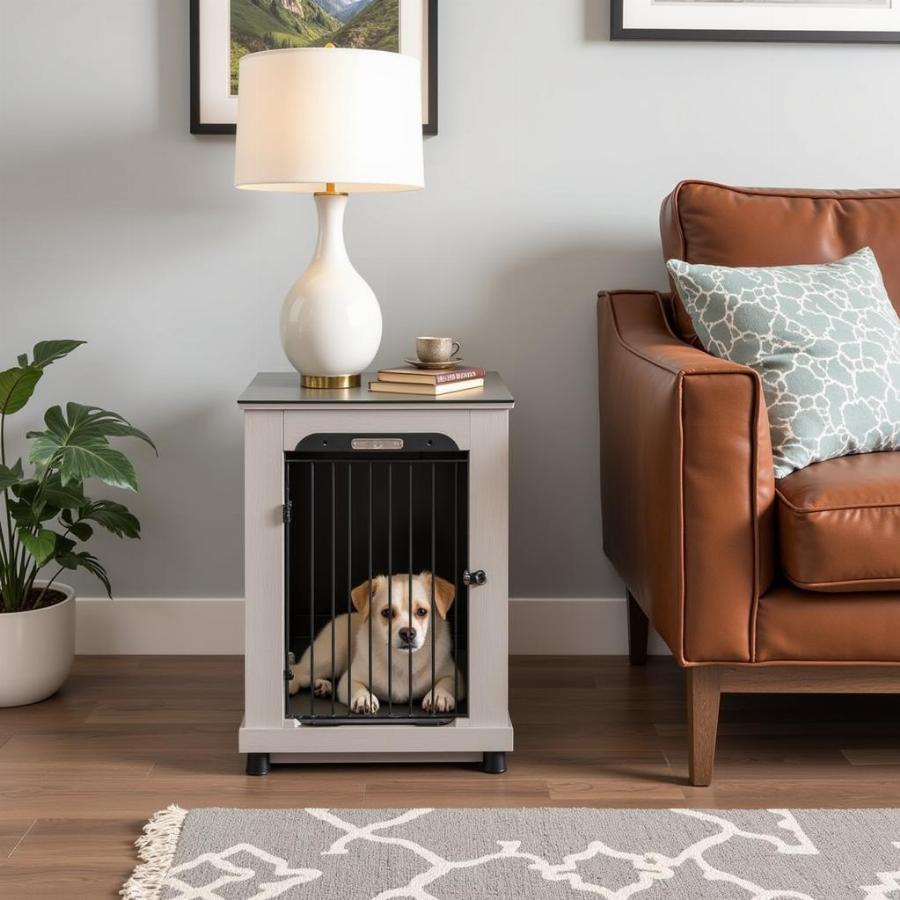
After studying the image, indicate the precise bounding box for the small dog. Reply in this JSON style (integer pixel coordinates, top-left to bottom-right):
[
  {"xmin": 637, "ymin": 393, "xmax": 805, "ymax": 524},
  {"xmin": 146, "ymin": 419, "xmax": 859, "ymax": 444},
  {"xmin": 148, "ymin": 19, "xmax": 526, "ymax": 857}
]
[{"xmin": 289, "ymin": 571, "xmax": 465, "ymax": 714}]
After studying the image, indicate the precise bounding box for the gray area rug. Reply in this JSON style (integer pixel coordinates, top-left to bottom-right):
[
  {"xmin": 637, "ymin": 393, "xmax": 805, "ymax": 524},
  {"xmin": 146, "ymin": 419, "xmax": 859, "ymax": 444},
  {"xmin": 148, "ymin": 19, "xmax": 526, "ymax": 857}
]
[{"xmin": 122, "ymin": 806, "xmax": 900, "ymax": 899}]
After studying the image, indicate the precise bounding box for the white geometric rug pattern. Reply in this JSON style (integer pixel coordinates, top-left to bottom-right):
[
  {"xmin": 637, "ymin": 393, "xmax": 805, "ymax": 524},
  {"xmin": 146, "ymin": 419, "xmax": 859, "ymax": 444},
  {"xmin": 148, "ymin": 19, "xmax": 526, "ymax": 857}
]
[{"xmin": 121, "ymin": 806, "xmax": 900, "ymax": 900}]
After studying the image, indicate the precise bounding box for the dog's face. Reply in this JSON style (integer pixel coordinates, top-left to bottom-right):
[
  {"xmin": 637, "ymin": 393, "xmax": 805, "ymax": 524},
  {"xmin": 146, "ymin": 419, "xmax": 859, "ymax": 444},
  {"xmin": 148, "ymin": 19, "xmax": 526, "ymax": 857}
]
[{"xmin": 351, "ymin": 572, "xmax": 455, "ymax": 653}]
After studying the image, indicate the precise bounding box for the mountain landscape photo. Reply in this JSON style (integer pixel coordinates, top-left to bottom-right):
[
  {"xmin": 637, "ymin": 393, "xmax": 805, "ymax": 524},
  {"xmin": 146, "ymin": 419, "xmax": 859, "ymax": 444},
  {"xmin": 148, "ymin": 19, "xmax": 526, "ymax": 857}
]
[
  {"xmin": 230, "ymin": 0, "xmax": 399, "ymax": 94},
  {"xmin": 315, "ymin": 0, "xmax": 378, "ymax": 22}
]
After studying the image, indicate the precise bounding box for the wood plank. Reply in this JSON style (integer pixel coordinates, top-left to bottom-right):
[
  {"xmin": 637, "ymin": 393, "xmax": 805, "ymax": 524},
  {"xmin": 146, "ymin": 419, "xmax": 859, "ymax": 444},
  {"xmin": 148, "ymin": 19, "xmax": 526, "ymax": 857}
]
[
  {"xmin": 547, "ymin": 780, "xmax": 686, "ymax": 802},
  {"xmin": 2, "ymin": 818, "xmax": 142, "ymax": 899},
  {"xmin": 0, "ymin": 778, "xmax": 365, "ymax": 818},
  {"xmin": 841, "ymin": 748, "xmax": 900, "ymax": 766},
  {"xmin": 363, "ymin": 778, "xmax": 551, "ymax": 805},
  {"xmin": 718, "ymin": 665, "xmax": 900, "ymax": 693},
  {"xmin": 0, "ymin": 818, "xmax": 34, "ymax": 858},
  {"xmin": 84, "ymin": 700, "xmax": 242, "ymax": 726}
]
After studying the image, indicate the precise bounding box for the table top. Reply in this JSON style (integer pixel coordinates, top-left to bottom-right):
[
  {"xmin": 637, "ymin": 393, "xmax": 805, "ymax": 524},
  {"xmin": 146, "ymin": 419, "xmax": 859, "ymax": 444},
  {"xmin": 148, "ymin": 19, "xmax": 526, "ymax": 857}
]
[{"xmin": 238, "ymin": 372, "xmax": 514, "ymax": 407}]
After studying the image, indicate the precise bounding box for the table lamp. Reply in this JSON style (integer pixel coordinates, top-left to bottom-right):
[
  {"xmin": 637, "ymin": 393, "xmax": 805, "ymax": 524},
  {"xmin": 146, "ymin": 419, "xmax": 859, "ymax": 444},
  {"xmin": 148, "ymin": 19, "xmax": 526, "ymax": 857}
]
[{"xmin": 234, "ymin": 48, "xmax": 425, "ymax": 388}]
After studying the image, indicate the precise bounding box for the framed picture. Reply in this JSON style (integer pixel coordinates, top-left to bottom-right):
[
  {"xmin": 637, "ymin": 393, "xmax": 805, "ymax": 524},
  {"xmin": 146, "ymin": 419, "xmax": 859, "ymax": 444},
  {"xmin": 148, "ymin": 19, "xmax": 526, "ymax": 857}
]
[
  {"xmin": 611, "ymin": 0, "xmax": 900, "ymax": 42},
  {"xmin": 190, "ymin": 0, "xmax": 438, "ymax": 135}
]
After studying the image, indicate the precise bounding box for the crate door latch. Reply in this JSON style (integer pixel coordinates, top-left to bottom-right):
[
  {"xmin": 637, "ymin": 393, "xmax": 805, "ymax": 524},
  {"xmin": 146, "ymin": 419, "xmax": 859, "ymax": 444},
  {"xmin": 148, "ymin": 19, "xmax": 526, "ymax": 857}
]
[{"xmin": 463, "ymin": 569, "xmax": 487, "ymax": 587}]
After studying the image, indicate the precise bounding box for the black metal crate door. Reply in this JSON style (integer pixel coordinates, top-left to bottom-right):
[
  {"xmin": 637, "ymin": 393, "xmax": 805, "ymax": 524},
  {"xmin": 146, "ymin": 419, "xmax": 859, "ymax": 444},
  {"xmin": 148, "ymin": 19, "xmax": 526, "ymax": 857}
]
[{"xmin": 284, "ymin": 434, "xmax": 469, "ymax": 724}]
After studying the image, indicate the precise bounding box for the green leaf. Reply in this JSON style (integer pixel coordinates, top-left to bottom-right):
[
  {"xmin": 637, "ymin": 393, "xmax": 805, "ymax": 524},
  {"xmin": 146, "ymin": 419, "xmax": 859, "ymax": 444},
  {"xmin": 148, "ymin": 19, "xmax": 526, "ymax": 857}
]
[
  {"xmin": 16, "ymin": 354, "xmax": 27, "ymax": 367},
  {"xmin": 11, "ymin": 479, "xmax": 37, "ymax": 501},
  {"xmin": 13, "ymin": 503, "xmax": 59, "ymax": 526},
  {"xmin": 8, "ymin": 473, "xmax": 82, "ymax": 527},
  {"xmin": 31, "ymin": 340, "xmax": 85, "ymax": 369},
  {"xmin": 8, "ymin": 497, "xmax": 40, "ymax": 528},
  {"xmin": 18, "ymin": 528, "xmax": 57, "ymax": 567},
  {"xmin": 0, "ymin": 366, "xmax": 42, "ymax": 415},
  {"xmin": 67, "ymin": 521, "xmax": 93, "ymax": 542},
  {"xmin": 27, "ymin": 403, "xmax": 152, "ymax": 491},
  {"xmin": 53, "ymin": 535, "xmax": 76, "ymax": 557},
  {"xmin": 0, "ymin": 459, "xmax": 24, "ymax": 491},
  {"xmin": 78, "ymin": 499, "xmax": 140, "ymax": 539},
  {"xmin": 8, "ymin": 486, "xmax": 60, "ymax": 526},
  {"xmin": 41, "ymin": 474, "xmax": 85, "ymax": 509},
  {"xmin": 57, "ymin": 550, "xmax": 111, "ymax": 598},
  {"xmin": 45, "ymin": 440, "xmax": 137, "ymax": 490},
  {"xmin": 36, "ymin": 403, "xmax": 156, "ymax": 454},
  {"xmin": 14, "ymin": 474, "xmax": 84, "ymax": 507}
]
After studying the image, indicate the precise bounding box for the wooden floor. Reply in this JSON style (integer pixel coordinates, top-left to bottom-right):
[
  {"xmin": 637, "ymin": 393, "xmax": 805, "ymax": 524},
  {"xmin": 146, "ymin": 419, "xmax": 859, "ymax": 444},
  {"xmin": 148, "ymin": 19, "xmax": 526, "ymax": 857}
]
[{"xmin": 2, "ymin": 655, "xmax": 900, "ymax": 896}]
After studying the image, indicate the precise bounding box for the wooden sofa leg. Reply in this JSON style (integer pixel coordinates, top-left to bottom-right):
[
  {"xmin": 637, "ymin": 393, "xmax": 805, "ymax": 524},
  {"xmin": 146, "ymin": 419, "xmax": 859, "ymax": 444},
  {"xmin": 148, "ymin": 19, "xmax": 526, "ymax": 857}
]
[
  {"xmin": 627, "ymin": 591, "xmax": 648, "ymax": 666},
  {"xmin": 687, "ymin": 667, "xmax": 721, "ymax": 787}
]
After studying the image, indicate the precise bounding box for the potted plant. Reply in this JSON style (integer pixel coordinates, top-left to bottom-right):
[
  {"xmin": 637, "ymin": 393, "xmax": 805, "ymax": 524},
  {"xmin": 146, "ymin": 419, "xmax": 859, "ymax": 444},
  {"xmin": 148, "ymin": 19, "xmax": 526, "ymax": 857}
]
[{"xmin": 0, "ymin": 340, "xmax": 154, "ymax": 706}]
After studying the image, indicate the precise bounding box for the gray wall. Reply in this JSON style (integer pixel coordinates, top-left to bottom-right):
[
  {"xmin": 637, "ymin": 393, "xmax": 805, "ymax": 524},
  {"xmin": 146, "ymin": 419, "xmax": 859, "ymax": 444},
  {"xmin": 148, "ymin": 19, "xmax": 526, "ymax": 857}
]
[{"xmin": 1, "ymin": 0, "xmax": 898, "ymax": 600}]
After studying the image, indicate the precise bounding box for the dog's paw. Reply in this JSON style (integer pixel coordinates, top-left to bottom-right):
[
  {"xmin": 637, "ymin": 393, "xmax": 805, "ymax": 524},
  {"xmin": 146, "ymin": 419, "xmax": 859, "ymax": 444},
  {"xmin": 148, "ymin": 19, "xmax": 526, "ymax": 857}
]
[
  {"xmin": 288, "ymin": 677, "xmax": 303, "ymax": 696},
  {"xmin": 422, "ymin": 687, "xmax": 456, "ymax": 713},
  {"xmin": 351, "ymin": 690, "xmax": 380, "ymax": 714},
  {"xmin": 313, "ymin": 678, "xmax": 333, "ymax": 698}
]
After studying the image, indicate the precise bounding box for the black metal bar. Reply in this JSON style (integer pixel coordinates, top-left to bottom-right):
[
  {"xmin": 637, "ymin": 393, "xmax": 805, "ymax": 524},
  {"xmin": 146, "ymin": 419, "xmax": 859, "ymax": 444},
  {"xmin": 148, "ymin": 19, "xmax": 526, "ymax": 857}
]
[
  {"xmin": 387, "ymin": 464, "xmax": 393, "ymax": 716},
  {"xmin": 292, "ymin": 455, "xmax": 465, "ymax": 464},
  {"xmin": 347, "ymin": 462, "xmax": 352, "ymax": 711},
  {"xmin": 453, "ymin": 461, "xmax": 459, "ymax": 712},
  {"xmin": 309, "ymin": 462, "xmax": 315, "ymax": 719},
  {"xmin": 330, "ymin": 462, "xmax": 336, "ymax": 716},
  {"xmin": 300, "ymin": 715, "xmax": 454, "ymax": 727},
  {"xmin": 284, "ymin": 463, "xmax": 292, "ymax": 718},
  {"xmin": 430, "ymin": 464, "xmax": 436, "ymax": 716},
  {"xmin": 368, "ymin": 463, "xmax": 374, "ymax": 713},
  {"xmin": 408, "ymin": 464, "xmax": 413, "ymax": 717}
]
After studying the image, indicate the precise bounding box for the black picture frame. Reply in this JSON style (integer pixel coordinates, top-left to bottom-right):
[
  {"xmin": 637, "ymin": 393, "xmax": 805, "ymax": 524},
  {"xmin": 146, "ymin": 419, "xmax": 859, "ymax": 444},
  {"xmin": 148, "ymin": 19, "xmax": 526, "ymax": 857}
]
[
  {"xmin": 610, "ymin": 0, "xmax": 900, "ymax": 42},
  {"xmin": 190, "ymin": 0, "xmax": 438, "ymax": 135}
]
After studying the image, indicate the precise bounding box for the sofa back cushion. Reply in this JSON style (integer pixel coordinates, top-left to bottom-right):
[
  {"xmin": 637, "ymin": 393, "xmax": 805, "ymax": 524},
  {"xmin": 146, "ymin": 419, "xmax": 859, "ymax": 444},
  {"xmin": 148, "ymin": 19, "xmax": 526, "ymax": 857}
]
[{"xmin": 661, "ymin": 181, "xmax": 900, "ymax": 343}]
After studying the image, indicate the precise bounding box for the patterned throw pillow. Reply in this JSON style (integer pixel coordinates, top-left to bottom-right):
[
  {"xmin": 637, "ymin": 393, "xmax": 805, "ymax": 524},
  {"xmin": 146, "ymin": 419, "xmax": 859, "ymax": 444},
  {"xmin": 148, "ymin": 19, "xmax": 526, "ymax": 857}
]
[{"xmin": 667, "ymin": 248, "xmax": 900, "ymax": 479}]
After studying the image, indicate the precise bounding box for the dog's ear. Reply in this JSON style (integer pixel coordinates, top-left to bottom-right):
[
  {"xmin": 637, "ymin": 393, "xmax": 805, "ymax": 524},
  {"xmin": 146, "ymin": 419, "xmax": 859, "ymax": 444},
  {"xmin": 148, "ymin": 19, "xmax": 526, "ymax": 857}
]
[
  {"xmin": 421, "ymin": 571, "xmax": 456, "ymax": 620},
  {"xmin": 350, "ymin": 576, "xmax": 384, "ymax": 620}
]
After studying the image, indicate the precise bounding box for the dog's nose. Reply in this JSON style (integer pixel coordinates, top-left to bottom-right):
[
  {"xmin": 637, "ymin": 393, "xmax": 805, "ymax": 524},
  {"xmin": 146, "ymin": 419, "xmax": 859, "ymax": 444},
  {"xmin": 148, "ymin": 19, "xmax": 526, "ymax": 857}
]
[{"xmin": 398, "ymin": 627, "xmax": 416, "ymax": 644}]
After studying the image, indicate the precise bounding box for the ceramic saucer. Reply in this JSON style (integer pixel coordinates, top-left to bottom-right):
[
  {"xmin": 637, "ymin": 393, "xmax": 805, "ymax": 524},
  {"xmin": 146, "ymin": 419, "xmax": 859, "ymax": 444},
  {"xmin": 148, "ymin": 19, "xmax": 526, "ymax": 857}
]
[{"xmin": 402, "ymin": 357, "xmax": 464, "ymax": 370}]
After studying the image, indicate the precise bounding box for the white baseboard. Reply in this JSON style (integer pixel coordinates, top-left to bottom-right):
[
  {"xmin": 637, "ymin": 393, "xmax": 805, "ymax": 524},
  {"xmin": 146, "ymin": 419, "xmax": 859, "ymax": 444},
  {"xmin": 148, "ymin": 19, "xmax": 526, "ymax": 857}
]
[
  {"xmin": 74, "ymin": 597, "xmax": 670, "ymax": 656},
  {"xmin": 508, "ymin": 597, "xmax": 669, "ymax": 656},
  {"xmin": 75, "ymin": 598, "xmax": 246, "ymax": 655}
]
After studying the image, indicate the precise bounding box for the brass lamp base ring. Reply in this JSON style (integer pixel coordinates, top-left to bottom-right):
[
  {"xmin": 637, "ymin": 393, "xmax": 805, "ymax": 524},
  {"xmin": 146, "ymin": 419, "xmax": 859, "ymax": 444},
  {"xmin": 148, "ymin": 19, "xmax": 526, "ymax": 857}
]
[{"xmin": 301, "ymin": 373, "xmax": 361, "ymax": 390}]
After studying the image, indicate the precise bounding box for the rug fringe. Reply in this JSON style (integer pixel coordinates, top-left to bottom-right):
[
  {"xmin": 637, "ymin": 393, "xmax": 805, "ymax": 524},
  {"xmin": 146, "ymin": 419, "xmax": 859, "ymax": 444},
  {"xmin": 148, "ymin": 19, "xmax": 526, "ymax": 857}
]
[{"xmin": 120, "ymin": 804, "xmax": 188, "ymax": 899}]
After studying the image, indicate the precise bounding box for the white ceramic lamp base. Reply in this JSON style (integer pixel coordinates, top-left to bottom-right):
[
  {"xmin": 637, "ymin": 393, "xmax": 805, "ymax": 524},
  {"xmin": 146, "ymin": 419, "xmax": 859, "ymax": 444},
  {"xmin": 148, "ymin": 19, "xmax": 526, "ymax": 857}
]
[{"xmin": 280, "ymin": 192, "xmax": 382, "ymax": 389}]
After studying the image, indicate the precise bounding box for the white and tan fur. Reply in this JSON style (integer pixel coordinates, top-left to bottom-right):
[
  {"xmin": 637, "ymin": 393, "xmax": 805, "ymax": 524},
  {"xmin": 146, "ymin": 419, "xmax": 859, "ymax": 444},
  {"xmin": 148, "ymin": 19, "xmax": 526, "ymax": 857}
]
[{"xmin": 289, "ymin": 571, "xmax": 465, "ymax": 714}]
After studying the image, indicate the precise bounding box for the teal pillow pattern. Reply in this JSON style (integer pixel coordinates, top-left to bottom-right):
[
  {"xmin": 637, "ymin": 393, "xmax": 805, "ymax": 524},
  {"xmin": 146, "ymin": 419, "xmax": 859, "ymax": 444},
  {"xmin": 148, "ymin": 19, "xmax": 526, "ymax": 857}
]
[{"xmin": 667, "ymin": 248, "xmax": 900, "ymax": 479}]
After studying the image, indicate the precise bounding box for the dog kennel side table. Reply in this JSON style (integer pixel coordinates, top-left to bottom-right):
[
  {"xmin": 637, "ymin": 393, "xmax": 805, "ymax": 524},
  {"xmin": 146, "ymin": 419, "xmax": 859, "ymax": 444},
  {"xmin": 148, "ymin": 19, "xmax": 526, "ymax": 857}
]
[{"xmin": 238, "ymin": 372, "xmax": 515, "ymax": 775}]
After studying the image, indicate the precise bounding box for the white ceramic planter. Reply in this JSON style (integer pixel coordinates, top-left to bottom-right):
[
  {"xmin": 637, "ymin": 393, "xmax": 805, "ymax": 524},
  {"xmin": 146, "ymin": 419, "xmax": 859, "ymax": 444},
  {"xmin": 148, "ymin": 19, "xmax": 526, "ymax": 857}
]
[{"xmin": 0, "ymin": 582, "xmax": 75, "ymax": 707}]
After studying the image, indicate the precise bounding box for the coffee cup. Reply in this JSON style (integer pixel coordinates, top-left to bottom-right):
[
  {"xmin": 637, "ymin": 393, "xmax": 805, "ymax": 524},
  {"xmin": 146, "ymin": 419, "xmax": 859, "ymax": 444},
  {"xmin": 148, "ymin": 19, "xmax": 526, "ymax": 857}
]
[{"xmin": 416, "ymin": 336, "xmax": 460, "ymax": 364}]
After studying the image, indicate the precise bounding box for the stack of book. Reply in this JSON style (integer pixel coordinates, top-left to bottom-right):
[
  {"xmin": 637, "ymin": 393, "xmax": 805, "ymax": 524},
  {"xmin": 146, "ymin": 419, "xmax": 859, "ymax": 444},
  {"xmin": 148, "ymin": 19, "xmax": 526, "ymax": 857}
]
[{"xmin": 369, "ymin": 366, "xmax": 486, "ymax": 396}]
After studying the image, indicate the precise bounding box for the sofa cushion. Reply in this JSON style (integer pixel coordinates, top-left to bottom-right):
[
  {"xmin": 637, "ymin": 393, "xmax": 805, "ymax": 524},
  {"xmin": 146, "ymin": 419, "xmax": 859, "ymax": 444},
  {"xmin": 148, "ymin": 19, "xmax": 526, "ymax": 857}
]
[
  {"xmin": 756, "ymin": 581, "xmax": 900, "ymax": 661},
  {"xmin": 660, "ymin": 181, "xmax": 900, "ymax": 344},
  {"xmin": 667, "ymin": 248, "xmax": 900, "ymax": 478},
  {"xmin": 776, "ymin": 451, "xmax": 900, "ymax": 591}
]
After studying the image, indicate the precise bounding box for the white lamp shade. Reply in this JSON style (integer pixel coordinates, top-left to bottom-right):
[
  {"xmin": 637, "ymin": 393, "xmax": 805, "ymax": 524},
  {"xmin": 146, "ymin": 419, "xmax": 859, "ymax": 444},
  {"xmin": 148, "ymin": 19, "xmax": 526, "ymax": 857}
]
[{"xmin": 234, "ymin": 48, "xmax": 424, "ymax": 193}]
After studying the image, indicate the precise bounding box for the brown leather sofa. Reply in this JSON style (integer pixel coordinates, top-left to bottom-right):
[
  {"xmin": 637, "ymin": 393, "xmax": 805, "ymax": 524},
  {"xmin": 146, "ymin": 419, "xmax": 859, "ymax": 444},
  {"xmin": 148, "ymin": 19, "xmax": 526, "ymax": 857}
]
[{"xmin": 597, "ymin": 181, "xmax": 900, "ymax": 786}]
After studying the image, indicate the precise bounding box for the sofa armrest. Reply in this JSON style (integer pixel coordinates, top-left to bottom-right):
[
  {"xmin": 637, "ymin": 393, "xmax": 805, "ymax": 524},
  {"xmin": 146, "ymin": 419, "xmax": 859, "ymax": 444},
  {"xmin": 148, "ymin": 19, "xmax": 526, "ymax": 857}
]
[{"xmin": 597, "ymin": 290, "xmax": 775, "ymax": 664}]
